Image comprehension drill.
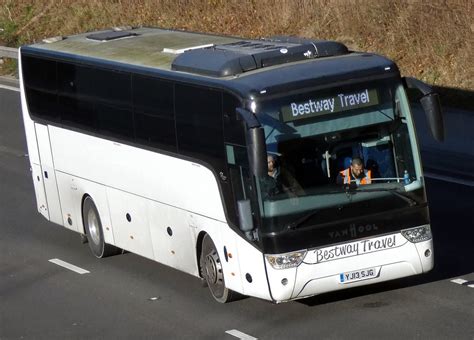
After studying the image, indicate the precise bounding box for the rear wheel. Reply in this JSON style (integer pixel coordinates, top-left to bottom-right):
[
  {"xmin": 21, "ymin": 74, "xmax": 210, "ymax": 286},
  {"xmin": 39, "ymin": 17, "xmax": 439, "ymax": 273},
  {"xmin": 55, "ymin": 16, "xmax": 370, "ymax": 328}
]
[
  {"xmin": 200, "ymin": 234, "xmax": 236, "ymax": 303},
  {"xmin": 82, "ymin": 196, "xmax": 120, "ymax": 258}
]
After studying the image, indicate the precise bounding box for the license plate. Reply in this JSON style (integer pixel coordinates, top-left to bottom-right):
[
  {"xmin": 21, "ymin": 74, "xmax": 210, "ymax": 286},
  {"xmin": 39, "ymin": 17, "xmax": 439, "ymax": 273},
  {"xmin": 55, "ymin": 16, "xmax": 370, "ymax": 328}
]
[{"xmin": 339, "ymin": 266, "xmax": 380, "ymax": 284}]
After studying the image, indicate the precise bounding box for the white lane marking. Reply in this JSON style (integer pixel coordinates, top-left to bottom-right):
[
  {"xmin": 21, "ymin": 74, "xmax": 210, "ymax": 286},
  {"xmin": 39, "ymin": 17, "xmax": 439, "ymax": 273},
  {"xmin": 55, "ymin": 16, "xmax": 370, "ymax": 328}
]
[
  {"xmin": 49, "ymin": 258, "xmax": 90, "ymax": 274},
  {"xmin": 451, "ymin": 278, "xmax": 474, "ymax": 288},
  {"xmin": 226, "ymin": 329, "xmax": 258, "ymax": 340},
  {"xmin": 0, "ymin": 84, "xmax": 20, "ymax": 92},
  {"xmin": 450, "ymin": 278, "xmax": 468, "ymax": 285}
]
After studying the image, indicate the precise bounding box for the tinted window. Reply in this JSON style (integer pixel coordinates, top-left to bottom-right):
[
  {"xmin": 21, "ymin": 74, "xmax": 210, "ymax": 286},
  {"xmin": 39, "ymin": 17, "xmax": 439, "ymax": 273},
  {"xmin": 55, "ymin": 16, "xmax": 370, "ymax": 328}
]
[
  {"xmin": 22, "ymin": 55, "xmax": 56, "ymax": 91},
  {"xmin": 175, "ymin": 84, "xmax": 224, "ymax": 160},
  {"xmin": 134, "ymin": 114, "xmax": 176, "ymax": 151},
  {"xmin": 26, "ymin": 88, "xmax": 59, "ymax": 121},
  {"xmin": 133, "ymin": 75, "xmax": 173, "ymax": 117},
  {"xmin": 97, "ymin": 103, "xmax": 133, "ymax": 138},
  {"xmin": 57, "ymin": 62, "xmax": 132, "ymax": 136},
  {"xmin": 133, "ymin": 75, "xmax": 176, "ymax": 151},
  {"xmin": 223, "ymin": 93, "xmax": 245, "ymax": 145},
  {"xmin": 22, "ymin": 56, "xmax": 59, "ymax": 121},
  {"xmin": 58, "ymin": 94, "xmax": 96, "ymax": 130},
  {"xmin": 58, "ymin": 63, "xmax": 130, "ymax": 104}
]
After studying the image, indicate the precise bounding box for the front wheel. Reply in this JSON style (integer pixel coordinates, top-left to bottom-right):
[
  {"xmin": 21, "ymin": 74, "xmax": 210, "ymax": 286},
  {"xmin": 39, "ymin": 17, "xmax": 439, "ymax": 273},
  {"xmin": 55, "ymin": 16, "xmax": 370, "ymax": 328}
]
[
  {"xmin": 82, "ymin": 196, "xmax": 120, "ymax": 258},
  {"xmin": 200, "ymin": 235, "xmax": 236, "ymax": 303}
]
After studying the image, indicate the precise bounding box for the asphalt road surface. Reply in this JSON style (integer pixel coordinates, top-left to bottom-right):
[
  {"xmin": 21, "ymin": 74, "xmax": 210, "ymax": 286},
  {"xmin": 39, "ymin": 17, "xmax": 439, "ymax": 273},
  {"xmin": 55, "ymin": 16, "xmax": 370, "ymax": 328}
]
[{"xmin": 1, "ymin": 79, "xmax": 473, "ymax": 339}]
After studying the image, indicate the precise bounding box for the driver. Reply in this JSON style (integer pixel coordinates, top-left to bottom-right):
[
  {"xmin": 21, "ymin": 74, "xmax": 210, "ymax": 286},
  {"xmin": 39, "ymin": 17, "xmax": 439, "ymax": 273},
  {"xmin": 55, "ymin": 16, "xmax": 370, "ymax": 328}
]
[
  {"xmin": 260, "ymin": 154, "xmax": 283, "ymax": 197},
  {"xmin": 337, "ymin": 157, "xmax": 372, "ymax": 186},
  {"xmin": 262, "ymin": 154, "xmax": 304, "ymax": 197}
]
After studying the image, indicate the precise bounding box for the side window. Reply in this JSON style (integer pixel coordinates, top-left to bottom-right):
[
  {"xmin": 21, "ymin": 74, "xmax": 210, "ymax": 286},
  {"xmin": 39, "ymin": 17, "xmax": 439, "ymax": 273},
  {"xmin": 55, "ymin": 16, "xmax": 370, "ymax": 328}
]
[
  {"xmin": 22, "ymin": 55, "xmax": 59, "ymax": 122},
  {"xmin": 223, "ymin": 93, "xmax": 245, "ymax": 145},
  {"xmin": 95, "ymin": 69, "xmax": 132, "ymax": 139},
  {"xmin": 227, "ymin": 145, "xmax": 260, "ymax": 232},
  {"xmin": 57, "ymin": 62, "xmax": 97, "ymax": 131},
  {"xmin": 57, "ymin": 62, "xmax": 133, "ymax": 137},
  {"xmin": 175, "ymin": 84, "xmax": 224, "ymax": 161},
  {"xmin": 393, "ymin": 123, "xmax": 416, "ymax": 178},
  {"xmin": 133, "ymin": 75, "xmax": 176, "ymax": 152}
]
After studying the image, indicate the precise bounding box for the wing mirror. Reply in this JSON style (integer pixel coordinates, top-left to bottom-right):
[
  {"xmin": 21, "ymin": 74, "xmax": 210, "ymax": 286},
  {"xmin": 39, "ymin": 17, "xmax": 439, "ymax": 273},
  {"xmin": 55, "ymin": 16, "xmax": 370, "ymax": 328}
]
[
  {"xmin": 403, "ymin": 77, "xmax": 444, "ymax": 142},
  {"xmin": 236, "ymin": 108, "xmax": 267, "ymax": 177}
]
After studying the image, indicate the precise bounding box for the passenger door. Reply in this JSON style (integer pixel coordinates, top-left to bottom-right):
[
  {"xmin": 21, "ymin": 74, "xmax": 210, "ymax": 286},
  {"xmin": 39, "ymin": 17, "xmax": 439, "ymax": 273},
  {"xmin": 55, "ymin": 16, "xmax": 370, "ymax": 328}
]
[{"xmin": 35, "ymin": 123, "xmax": 63, "ymax": 225}]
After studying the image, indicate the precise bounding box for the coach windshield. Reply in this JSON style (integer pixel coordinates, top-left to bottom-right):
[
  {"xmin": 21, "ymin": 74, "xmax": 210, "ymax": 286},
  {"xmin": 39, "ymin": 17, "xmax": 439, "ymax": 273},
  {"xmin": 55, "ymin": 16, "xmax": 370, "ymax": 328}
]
[{"xmin": 254, "ymin": 79, "xmax": 426, "ymax": 234}]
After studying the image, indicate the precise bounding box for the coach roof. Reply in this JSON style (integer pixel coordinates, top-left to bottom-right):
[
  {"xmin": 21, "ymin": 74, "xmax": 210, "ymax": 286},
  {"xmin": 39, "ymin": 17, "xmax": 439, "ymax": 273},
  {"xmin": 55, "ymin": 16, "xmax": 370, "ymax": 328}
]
[{"xmin": 22, "ymin": 26, "xmax": 399, "ymax": 97}]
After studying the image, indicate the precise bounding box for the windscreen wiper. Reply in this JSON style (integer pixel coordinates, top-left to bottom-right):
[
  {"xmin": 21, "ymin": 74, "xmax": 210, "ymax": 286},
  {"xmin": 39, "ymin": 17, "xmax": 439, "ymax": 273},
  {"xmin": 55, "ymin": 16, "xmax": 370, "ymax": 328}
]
[
  {"xmin": 286, "ymin": 210, "xmax": 319, "ymax": 230},
  {"xmin": 351, "ymin": 187, "xmax": 418, "ymax": 206}
]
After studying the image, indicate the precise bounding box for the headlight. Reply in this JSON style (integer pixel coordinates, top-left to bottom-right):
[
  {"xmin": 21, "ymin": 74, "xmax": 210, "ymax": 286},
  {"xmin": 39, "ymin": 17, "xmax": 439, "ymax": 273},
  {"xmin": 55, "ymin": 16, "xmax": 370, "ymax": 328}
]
[
  {"xmin": 401, "ymin": 225, "xmax": 432, "ymax": 243},
  {"xmin": 265, "ymin": 250, "xmax": 307, "ymax": 270}
]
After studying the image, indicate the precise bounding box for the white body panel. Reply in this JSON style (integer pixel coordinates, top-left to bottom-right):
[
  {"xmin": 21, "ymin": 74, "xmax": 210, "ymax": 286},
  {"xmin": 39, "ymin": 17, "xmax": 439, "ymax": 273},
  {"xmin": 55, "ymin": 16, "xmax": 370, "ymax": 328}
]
[
  {"xmin": 35, "ymin": 124, "xmax": 63, "ymax": 225},
  {"xmin": 30, "ymin": 163, "xmax": 49, "ymax": 219},
  {"xmin": 49, "ymin": 126, "xmax": 226, "ymax": 222},
  {"xmin": 107, "ymin": 188, "xmax": 155, "ymax": 260},
  {"xmin": 149, "ymin": 203, "xmax": 197, "ymax": 274},
  {"xmin": 19, "ymin": 96, "xmax": 267, "ymax": 297},
  {"xmin": 265, "ymin": 232, "xmax": 434, "ymax": 302},
  {"xmin": 47, "ymin": 125, "xmax": 227, "ymax": 263},
  {"xmin": 48, "ymin": 124, "xmax": 269, "ymax": 296},
  {"xmin": 55, "ymin": 172, "xmax": 116, "ymax": 240},
  {"xmin": 200, "ymin": 220, "xmax": 272, "ymax": 301}
]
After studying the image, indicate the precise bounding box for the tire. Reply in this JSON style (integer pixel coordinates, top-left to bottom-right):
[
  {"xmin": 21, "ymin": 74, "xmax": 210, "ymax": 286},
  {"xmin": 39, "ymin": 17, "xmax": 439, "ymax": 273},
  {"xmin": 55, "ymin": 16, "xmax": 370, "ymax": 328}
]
[
  {"xmin": 200, "ymin": 234, "xmax": 237, "ymax": 303},
  {"xmin": 82, "ymin": 196, "xmax": 121, "ymax": 258}
]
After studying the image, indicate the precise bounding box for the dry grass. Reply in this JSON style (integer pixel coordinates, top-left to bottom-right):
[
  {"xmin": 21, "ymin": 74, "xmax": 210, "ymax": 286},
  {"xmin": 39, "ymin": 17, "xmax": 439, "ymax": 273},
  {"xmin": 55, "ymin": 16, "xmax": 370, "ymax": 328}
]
[{"xmin": 1, "ymin": 0, "xmax": 473, "ymax": 91}]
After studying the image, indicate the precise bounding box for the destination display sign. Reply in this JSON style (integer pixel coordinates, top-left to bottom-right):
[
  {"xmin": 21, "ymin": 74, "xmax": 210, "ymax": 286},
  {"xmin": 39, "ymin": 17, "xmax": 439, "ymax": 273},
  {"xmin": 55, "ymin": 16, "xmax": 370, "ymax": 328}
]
[{"xmin": 280, "ymin": 88, "xmax": 379, "ymax": 122}]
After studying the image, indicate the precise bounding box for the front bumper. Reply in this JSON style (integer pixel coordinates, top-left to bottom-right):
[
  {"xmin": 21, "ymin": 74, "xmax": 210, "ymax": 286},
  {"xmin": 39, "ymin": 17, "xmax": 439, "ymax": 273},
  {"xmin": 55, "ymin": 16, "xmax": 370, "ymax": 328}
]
[{"xmin": 265, "ymin": 232, "xmax": 434, "ymax": 302}]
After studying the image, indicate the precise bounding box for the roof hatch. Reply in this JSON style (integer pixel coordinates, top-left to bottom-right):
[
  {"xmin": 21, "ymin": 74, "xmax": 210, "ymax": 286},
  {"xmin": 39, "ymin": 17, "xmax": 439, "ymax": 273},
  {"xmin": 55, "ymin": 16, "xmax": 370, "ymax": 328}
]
[
  {"xmin": 171, "ymin": 36, "xmax": 349, "ymax": 77},
  {"xmin": 87, "ymin": 30, "xmax": 138, "ymax": 42}
]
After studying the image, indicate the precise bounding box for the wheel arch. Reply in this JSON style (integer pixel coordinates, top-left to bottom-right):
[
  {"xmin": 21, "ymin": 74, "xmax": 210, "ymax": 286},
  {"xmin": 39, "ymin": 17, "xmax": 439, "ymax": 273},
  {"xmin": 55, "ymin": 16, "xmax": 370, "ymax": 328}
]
[
  {"xmin": 79, "ymin": 193, "xmax": 92, "ymax": 235},
  {"xmin": 196, "ymin": 230, "xmax": 208, "ymax": 278}
]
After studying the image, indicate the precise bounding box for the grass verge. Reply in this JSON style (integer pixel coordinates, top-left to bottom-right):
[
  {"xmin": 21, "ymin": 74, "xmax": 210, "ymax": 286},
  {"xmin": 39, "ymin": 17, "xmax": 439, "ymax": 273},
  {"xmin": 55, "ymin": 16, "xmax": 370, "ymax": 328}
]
[{"xmin": 1, "ymin": 0, "xmax": 472, "ymax": 106}]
